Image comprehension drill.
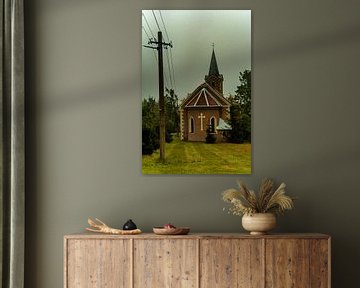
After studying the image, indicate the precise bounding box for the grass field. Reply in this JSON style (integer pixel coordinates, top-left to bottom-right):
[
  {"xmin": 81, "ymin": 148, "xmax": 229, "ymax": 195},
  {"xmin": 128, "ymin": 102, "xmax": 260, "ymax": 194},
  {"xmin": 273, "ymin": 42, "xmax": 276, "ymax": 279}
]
[{"xmin": 142, "ymin": 137, "xmax": 251, "ymax": 174}]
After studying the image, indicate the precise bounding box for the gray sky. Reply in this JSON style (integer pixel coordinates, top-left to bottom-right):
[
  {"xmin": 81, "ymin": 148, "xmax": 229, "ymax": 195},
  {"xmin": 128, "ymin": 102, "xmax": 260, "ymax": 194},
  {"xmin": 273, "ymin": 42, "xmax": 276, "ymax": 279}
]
[{"xmin": 142, "ymin": 10, "xmax": 251, "ymax": 101}]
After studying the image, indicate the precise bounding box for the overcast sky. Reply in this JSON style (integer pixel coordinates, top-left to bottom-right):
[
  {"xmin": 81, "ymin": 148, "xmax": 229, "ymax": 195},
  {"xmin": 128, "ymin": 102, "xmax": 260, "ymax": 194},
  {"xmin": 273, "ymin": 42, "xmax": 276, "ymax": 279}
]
[{"xmin": 142, "ymin": 10, "xmax": 251, "ymax": 101}]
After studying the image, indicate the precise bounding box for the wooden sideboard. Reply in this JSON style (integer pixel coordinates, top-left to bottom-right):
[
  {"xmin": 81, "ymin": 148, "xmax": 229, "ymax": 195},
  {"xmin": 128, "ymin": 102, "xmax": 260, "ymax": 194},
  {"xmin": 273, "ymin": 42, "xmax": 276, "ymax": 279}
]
[{"xmin": 64, "ymin": 233, "xmax": 330, "ymax": 288}]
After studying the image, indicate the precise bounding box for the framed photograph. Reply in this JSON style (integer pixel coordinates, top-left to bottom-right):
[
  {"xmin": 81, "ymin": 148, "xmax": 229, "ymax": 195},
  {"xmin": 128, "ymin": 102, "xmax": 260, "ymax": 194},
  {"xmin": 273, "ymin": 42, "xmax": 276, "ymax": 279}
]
[{"xmin": 142, "ymin": 10, "xmax": 251, "ymax": 174}]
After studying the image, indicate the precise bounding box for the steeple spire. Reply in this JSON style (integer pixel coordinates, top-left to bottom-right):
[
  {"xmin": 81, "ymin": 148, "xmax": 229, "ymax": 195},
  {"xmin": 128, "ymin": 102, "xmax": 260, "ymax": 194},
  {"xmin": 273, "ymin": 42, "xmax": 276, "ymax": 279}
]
[
  {"xmin": 205, "ymin": 45, "xmax": 223, "ymax": 94},
  {"xmin": 208, "ymin": 47, "xmax": 220, "ymax": 76}
]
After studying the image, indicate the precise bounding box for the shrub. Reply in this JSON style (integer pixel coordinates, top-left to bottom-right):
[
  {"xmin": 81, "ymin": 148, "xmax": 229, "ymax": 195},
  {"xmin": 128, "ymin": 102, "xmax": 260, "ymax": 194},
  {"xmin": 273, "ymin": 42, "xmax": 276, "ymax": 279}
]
[{"xmin": 205, "ymin": 127, "xmax": 216, "ymax": 144}]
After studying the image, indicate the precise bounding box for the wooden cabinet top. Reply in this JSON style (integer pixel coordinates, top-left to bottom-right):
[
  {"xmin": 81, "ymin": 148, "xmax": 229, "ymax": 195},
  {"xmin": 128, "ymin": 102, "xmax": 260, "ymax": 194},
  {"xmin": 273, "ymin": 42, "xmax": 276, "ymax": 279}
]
[{"xmin": 64, "ymin": 232, "xmax": 330, "ymax": 240}]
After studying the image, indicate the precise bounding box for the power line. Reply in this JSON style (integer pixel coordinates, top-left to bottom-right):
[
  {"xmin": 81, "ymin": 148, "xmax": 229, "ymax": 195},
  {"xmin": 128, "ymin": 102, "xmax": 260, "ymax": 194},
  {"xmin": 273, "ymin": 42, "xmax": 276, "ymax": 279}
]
[
  {"xmin": 158, "ymin": 10, "xmax": 176, "ymax": 92},
  {"xmin": 142, "ymin": 26, "xmax": 158, "ymax": 65},
  {"xmin": 163, "ymin": 68, "xmax": 169, "ymax": 89},
  {"xmin": 143, "ymin": 11, "xmax": 172, "ymax": 90},
  {"xmin": 142, "ymin": 16, "xmax": 169, "ymax": 89},
  {"xmin": 165, "ymin": 49, "xmax": 173, "ymax": 89},
  {"xmin": 169, "ymin": 48, "xmax": 176, "ymax": 91},
  {"xmin": 142, "ymin": 12, "xmax": 156, "ymax": 39},
  {"xmin": 142, "ymin": 26, "xmax": 151, "ymax": 42},
  {"xmin": 152, "ymin": 10, "xmax": 161, "ymax": 31},
  {"xmin": 159, "ymin": 11, "xmax": 170, "ymax": 42}
]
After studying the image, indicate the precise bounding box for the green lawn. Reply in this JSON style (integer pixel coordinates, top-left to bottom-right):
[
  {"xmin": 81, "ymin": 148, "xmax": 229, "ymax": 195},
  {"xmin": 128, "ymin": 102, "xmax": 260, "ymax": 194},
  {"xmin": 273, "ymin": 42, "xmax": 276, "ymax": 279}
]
[{"xmin": 142, "ymin": 138, "xmax": 251, "ymax": 174}]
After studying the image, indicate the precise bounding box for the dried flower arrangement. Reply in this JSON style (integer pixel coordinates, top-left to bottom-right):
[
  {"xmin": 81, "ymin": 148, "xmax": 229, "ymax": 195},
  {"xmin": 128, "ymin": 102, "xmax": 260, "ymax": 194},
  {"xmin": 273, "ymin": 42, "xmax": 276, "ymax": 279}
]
[{"xmin": 222, "ymin": 179, "xmax": 294, "ymax": 216}]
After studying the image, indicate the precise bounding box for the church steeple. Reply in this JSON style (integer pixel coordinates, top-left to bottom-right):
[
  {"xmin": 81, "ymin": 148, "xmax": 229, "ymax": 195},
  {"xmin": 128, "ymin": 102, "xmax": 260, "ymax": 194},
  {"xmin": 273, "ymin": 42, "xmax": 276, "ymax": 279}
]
[
  {"xmin": 205, "ymin": 46, "xmax": 224, "ymax": 94},
  {"xmin": 208, "ymin": 48, "xmax": 220, "ymax": 76}
]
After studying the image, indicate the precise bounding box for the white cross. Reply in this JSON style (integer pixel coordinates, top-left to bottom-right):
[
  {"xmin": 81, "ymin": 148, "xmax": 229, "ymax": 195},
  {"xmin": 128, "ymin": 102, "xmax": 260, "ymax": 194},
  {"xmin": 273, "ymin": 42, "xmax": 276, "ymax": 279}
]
[{"xmin": 198, "ymin": 113, "xmax": 206, "ymax": 131}]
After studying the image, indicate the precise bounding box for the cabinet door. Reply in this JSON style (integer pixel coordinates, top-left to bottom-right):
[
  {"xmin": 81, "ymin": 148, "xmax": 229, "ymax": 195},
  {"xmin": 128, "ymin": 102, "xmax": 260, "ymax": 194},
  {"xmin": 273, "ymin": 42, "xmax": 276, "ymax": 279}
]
[
  {"xmin": 134, "ymin": 239, "xmax": 198, "ymax": 288},
  {"xmin": 200, "ymin": 239, "xmax": 264, "ymax": 288},
  {"xmin": 309, "ymin": 239, "xmax": 330, "ymax": 288},
  {"xmin": 66, "ymin": 239, "xmax": 131, "ymax": 288},
  {"xmin": 266, "ymin": 239, "xmax": 310, "ymax": 288}
]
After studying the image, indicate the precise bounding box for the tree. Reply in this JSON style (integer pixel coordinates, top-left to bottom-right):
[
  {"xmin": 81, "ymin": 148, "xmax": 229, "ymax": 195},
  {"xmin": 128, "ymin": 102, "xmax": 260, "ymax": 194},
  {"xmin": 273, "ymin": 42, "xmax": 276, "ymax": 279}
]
[
  {"xmin": 165, "ymin": 88, "xmax": 179, "ymax": 134},
  {"xmin": 142, "ymin": 97, "xmax": 159, "ymax": 131},
  {"xmin": 142, "ymin": 92, "xmax": 178, "ymax": 155},
  {"xmin": 235, "ymin": 70, "xmax": 251, "ymax": 116},
  {"xmin": 142, "ymin": 97, "xmax": 160, "ymax": 155},
  {"xmin": 228, "ymin": 102, "xmax": 242, "ymax": 143},
  {"xmin": 228, "ymin": 70, "xmax": 251, "ymax": 143}
]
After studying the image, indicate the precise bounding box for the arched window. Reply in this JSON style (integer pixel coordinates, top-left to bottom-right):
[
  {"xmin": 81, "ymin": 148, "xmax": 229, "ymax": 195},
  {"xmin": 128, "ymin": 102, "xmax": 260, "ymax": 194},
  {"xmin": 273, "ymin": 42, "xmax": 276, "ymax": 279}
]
[
  {"xmin": 209, "ymin": 116, "xmax": 216, "ymax": 133},
  {"xmin": 189, "ymin": 117, "xmax": 195, "ymax": 133}
]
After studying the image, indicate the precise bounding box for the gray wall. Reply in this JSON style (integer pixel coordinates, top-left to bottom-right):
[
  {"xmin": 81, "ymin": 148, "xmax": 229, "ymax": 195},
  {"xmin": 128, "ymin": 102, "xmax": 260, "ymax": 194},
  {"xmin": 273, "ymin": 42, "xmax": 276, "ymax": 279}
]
[{"xmin": 25, "ymin": 0, "xmax": 360, "ymax": 287}]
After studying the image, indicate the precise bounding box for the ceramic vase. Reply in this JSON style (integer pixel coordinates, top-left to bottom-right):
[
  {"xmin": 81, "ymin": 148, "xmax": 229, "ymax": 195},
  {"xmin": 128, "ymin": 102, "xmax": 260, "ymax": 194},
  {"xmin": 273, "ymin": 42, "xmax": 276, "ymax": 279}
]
[{"xmin": 242, "ymin": 213, "xmax": 276, "ymax": 235}]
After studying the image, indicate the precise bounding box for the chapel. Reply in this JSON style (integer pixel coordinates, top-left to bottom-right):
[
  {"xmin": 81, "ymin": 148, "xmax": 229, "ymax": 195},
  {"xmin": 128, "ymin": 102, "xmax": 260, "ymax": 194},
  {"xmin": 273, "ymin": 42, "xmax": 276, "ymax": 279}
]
[{"xmin": 179, "ymin": 49, "xmax": 231, "ymax": 142}]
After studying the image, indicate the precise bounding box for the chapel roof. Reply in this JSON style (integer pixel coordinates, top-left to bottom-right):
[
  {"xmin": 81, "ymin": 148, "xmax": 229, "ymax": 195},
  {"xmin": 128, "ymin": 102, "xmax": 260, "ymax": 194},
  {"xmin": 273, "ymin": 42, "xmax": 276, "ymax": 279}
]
[{"xmin": 180, "ymin": 82, "xmax": 230, "ymax": 109}]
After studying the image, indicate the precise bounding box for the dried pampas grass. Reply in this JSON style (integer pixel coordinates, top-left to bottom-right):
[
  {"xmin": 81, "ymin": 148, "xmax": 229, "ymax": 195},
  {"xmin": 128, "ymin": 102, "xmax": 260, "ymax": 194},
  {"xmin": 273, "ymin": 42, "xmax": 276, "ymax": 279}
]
[{"xmin": 222, "ymin": 179, "xmax": 295, "ymax": 216}]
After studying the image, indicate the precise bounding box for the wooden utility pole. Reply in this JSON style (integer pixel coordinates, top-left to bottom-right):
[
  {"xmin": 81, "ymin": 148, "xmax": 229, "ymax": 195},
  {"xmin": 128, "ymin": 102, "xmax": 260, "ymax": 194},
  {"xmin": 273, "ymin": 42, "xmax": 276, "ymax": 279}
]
[{"xmin": 144, "ymin": 31, "xmax": 172, "ymax": 161}]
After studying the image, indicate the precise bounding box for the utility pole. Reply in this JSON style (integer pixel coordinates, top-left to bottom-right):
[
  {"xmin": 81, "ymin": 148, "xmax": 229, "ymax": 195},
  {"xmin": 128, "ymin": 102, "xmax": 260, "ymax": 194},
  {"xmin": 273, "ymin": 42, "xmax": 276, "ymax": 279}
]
[{"xmin": 144, "ymin": 31, "xmax": 172, "ymax": 161}]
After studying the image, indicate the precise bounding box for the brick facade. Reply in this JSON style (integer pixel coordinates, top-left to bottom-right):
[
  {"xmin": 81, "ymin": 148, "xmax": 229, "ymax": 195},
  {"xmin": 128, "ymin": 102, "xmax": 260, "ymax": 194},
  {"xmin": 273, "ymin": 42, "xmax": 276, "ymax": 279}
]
[{"xmin": 179, "ymin": 49, "xmax": 231, "ymax": 142}]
